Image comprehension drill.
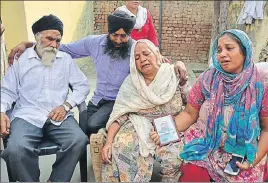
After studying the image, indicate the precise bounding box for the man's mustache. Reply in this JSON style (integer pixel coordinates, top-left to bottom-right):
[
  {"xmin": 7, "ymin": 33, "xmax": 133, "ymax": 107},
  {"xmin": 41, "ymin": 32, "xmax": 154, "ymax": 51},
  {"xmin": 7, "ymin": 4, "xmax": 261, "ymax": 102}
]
[
  {"xmin": 112, "ymin": 41, "xmax": 129, "ymax": 48},
  {"xmin": 113, "ymin": 42, "xmax": 123, "ymax": 47},
  {"xmin": 43, "ymin": 46, "xmax": 58, "ymax": 53}
]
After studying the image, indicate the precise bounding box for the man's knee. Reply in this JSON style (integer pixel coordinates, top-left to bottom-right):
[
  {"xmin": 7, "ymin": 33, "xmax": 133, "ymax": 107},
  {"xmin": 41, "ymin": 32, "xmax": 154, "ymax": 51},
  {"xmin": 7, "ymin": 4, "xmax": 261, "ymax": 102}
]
[
  {"xmin": 87, "ymin": 122, "xmax": 102, "ymax": 133},
  {"xmin": 2, "ymin": 139, "xmax": 31, "ymax": 161},
  {"xmin": 79, "ymin": 112, "xmax": 89, "ymax": 134},
  {"xmin": 65, "ymin": 131, "xmax": 89, "ymax": 151},
  {"xmin": 87, "ymin": 115, "xmax": 108, "ymax": 133},
  {"xmin": 75, "ymin": 132, "xmax": 89, "ymax": 149}
]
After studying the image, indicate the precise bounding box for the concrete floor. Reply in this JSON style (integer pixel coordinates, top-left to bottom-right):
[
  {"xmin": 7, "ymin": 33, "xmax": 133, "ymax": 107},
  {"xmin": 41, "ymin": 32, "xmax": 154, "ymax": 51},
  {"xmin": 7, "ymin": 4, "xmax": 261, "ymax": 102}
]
[{"xmin": 0, "ymin": 59, "xmax": 208, "ymax": 182}]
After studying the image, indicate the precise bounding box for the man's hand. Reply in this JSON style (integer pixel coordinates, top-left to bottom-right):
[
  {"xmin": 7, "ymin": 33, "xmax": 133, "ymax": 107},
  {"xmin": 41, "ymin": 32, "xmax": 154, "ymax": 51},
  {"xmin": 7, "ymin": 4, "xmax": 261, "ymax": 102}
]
[
  {"xmin": 160, "ymin": 55, "xmax": 171, "ymax": 64},
  {"xmin": 48, "ymin": 106, "xmax": 67, "ymax": 122},
  {"xmin": 174, "ymin": 61, "xmax": 188, "ymax": 86},
  {"xmin": 150, "ymin": 129, "xmax": 160, "ymax": 145},
  {"xmin": 0, "ymin": 24, "xmax": 5, "ymax": 37},
  {"xmin": 1, "ymin": 112, "xmax": 10, "ymax": 137},
  {"xmin": 159, "ymin": 55, "xmax": 188, "ymax": 86},
  {"xmin": 8, "ymin": 42, "xmax": 29, "ymax": 66}
]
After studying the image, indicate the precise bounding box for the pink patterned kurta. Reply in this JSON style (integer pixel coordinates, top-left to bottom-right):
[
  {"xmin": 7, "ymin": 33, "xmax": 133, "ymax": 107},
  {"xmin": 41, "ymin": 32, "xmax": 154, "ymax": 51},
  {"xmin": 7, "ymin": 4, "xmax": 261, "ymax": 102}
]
[{"xmin": 184, "ymin": 68, "xmax": 268, "ymax": 182}]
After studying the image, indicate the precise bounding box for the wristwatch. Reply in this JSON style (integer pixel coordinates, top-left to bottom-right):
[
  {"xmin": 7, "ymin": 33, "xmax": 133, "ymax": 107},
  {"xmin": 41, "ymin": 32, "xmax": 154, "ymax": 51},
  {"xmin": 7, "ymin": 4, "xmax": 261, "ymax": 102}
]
[{"xmin": 62, "ymin": 103, "xmax": 71, "ymax": 112}]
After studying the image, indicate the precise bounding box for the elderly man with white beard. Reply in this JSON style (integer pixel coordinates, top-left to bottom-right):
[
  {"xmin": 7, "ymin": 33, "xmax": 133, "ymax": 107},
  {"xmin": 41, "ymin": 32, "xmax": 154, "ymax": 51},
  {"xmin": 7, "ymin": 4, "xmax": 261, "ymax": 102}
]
[{"xmin": 0, "ymin": 14, "xmax": 90, "ymax": 182}]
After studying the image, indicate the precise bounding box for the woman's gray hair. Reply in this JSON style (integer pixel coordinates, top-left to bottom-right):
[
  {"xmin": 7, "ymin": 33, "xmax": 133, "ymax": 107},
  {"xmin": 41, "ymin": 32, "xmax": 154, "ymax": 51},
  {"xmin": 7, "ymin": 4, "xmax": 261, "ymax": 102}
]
[{"xmin": 135, "ymin": 39, "xmax": 161, "ymax": 65}]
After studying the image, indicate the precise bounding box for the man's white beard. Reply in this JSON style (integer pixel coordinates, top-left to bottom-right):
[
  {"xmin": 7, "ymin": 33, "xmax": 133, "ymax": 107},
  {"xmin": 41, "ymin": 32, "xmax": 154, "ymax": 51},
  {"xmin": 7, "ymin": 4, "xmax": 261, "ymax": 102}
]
[{"xmin": 36, "ymin": 43, "xmax": 58, "ymax": 67}]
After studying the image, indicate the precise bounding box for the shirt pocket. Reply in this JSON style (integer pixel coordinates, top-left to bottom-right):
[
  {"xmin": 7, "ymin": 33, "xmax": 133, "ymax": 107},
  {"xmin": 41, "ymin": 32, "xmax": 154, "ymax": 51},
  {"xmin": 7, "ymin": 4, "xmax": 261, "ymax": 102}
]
[
  {"xmin": 112, "ymin": 70, "xmax": 128, "ymax": 88},
  {"xmin": 20, "ymin": 66, "xmax": 42, "ymax": 86},
  {"xmin": 19, "ymin": 66, "xmax": 43, "ymax": 97},
  {"xmin": 50, "ymin": 68, "xmax": 66, "ymax": 90},
  {"xmin": 52, "ymin": 74, "xmax": 65, "ymax": 90},
  {"xmin": 115, "ymin": 64, "xmax": 130, "ymax": 87}
]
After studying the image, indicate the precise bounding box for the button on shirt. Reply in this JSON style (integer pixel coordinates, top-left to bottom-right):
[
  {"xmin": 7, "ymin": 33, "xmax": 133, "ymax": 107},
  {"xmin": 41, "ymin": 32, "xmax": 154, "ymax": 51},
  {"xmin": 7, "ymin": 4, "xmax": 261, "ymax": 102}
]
[
  {"xmin": 1, "ymin": 46, "xmax": 90, "ymax": 128},
  {"xmin": 60, "ymin": 34, "xmax": 131, "ymax": 105}
]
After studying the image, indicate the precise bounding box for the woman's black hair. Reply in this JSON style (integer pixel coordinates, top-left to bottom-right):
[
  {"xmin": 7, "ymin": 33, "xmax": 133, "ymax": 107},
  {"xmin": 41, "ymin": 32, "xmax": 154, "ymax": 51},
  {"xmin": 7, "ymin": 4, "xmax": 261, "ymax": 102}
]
[{"xmin": 220, "ymin": 32, "xmax": 247, "ymax": 57}]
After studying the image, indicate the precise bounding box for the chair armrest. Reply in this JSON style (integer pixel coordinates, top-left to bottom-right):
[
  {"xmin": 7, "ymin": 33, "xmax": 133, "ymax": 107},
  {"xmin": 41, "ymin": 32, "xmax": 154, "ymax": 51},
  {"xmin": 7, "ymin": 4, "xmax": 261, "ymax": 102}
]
[{"xmin": 90, "ymin": 131, "xmax": 106, "ymax": 182}]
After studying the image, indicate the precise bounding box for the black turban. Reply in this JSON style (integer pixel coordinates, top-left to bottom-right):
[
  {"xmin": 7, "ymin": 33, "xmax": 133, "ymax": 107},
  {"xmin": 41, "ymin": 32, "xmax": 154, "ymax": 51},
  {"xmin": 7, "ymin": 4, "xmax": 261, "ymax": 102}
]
[
  {"xmin": 107, "ymin": 10, "xmax": 136, "ymax": 35},
  {"xmin": 32, "ymin": 14, "xmax": 63, "ymax": 36}
]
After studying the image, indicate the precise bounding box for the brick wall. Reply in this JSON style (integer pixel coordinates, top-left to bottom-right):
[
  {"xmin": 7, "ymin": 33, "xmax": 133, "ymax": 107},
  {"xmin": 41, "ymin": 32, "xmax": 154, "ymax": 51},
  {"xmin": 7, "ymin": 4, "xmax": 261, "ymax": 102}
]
[{"xmin": 93, "ymin": 1, "xmax": 213, "ymax": 63}]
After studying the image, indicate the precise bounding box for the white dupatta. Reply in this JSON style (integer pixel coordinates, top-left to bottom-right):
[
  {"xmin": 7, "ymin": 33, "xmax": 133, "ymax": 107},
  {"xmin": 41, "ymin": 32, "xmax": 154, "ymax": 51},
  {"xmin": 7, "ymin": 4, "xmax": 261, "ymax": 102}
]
[
  {"xmin": 116, "ymin": 5, "xmax": 147, "ymax": 30},
  {"xmin": 106, "ymin": 39, "xmax": 178, "ymax": 157}
]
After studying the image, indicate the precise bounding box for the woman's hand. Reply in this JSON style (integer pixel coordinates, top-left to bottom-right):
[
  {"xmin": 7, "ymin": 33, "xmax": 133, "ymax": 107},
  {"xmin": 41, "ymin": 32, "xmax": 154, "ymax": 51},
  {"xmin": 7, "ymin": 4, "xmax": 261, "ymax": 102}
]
[
  {"xmin": 236, "ymin": 161, "xmax": 252, "ymax": 170},
  {"xmin": 102, "ymin": 122, "xmax": 121, "ymax": 164},
  {"xmin": 150, "ymin": 129, "xmax": 160, "ymax": 145},
  {"xmin": 102, "ymin": 142, "xmax": 112, "ymax": 164}
]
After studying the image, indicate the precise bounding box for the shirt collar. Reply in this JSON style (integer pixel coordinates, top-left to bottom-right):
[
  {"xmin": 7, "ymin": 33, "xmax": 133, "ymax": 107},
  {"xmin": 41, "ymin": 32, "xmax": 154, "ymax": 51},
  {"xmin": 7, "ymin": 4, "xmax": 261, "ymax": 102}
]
[
  {"xmin": 28, "ymin": 45, "xmax": 64, "ymax": 59},
  {"xmin": 100, "ymin": 35, "xmax": 108, "ymax": 46}
]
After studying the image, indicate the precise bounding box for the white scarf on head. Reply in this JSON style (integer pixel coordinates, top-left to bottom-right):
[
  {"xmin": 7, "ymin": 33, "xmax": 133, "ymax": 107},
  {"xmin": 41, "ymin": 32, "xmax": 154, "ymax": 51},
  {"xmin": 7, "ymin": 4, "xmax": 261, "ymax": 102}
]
[
  {"xmin": 117, "ymin": 5, "xmax": 147, "ymax": 30},
  {"xmin": 106, "ymin": 40, "xmax": 177, "ymax": 157}
]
